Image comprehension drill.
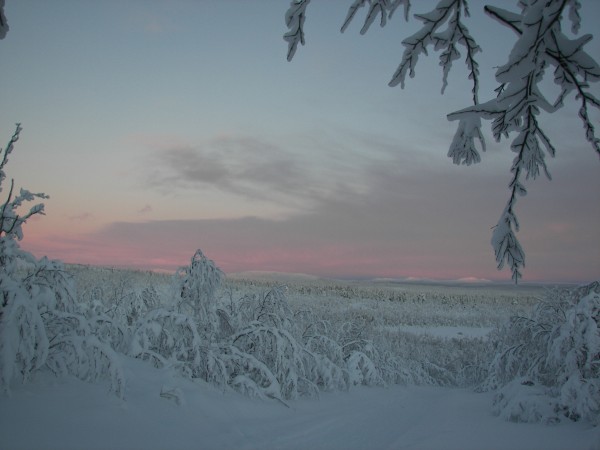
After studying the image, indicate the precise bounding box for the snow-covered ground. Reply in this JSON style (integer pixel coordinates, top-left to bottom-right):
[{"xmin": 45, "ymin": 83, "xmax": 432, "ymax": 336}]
[
  {"xmin": 389, "ymin": 325, "xmax": 493, "ymax": 339},
  {"xmin": 2, "ymin": 355, "xmax": 599, "ymax": 450}
]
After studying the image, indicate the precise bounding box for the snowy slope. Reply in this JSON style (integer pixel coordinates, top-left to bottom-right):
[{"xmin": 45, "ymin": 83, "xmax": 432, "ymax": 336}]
[{"xmin": 1, "ymin": 355, "xmax": 598, "ymax": 450}]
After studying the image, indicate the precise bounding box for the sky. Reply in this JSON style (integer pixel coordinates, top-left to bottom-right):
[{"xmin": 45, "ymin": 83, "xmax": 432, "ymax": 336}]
[{"xmin": 1, "ymin": 0, "xmax": 599, "ymax": 283}]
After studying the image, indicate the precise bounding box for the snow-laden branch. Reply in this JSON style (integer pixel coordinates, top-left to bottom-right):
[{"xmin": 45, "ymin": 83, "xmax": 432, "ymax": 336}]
[
  {"xmin": 286, "ymin": 0, "xmax": 480, "ymax": 104},
  {"xmin": 0, "ymin": 123, "xmax": 22, "ymax": 183},
  {"xmin": 283, "ymin": 1, "xmax": 598, "ymax": 281},
  {"xmin": 390, "ymin": 0, "xmax": 480, "ymax": 103},
  {"xmin": 284, "ymin": 0, "xmax": 311, "ymax": 62},
  {"xmin": 340, "ymin": 0, "xmax": 411, "ymax": 35},
  {"xmin": 1, "ymin": 125, "xmax": 49, "ymax": 241},
  {"xmin": 482, "ymin": 3, "xmax": 600, "ymax": 155},
  {"xmin": 447, "ymin": 0, "xmax": 599, "ymax": 280},
  {"xmin": 0, "ymin": 0, "xmax": 8, "ymax": 40}
]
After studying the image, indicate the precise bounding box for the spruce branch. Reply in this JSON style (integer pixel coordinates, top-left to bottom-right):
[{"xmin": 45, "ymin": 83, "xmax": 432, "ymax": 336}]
[
  {"xmin": 492, "ymin": 98, "xmax": 542, "ymax": 283},
  {"xmin": 487, "ymin": 4, "xmax": 600, "ymax": 156},
  {"xmin": 341, "ymin": 0, "xmax": 410, "ymax": 34},
  {"xmin": 547, "ymin": 31, "xmax": 600, "ymax": 155},
  {"xmin": 284, "ymin": 0, "xmax": 311, "ymax": 62},
  {"xmin": 389, "ymin": 0, "xmax": 481, "ymax": 104},
  {"xmin": 449, "ymin": 1, "xmax": 591, "ymax": 282},
  {"xmin": 0, "ymin": 0, "xmax": 8, "ymax": 40},
  {"xmin": 284, "ymin": 1, "xmax": 599, "ymax": 281}
]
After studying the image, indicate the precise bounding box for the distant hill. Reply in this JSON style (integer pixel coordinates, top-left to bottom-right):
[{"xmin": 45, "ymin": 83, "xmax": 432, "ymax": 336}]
[{"xmin": 227, "ymin": 271, "xmax": 322, "ymax": 283}]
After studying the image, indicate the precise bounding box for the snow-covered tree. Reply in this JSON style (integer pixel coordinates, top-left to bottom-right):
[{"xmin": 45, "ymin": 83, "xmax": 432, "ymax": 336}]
[
  {"xmin": 0, "ymin": 125, "xmax": 124, "ymax": 397},
  {"xmin": 172, "ymin": 249, "xmax": 223, "ymax": 347},
  {"xmin": 480, "ymin": 282, "xmax": 600, "ymax": 424},
  {"xmin": 285, "ymin": 0, "xmax": 599, "ymax": 282},
  {"xmin": 0, "ymin": 125, "xmax": 47, "ymax": 245}
]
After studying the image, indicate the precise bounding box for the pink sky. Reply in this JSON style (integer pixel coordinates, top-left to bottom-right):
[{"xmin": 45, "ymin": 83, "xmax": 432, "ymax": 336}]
[{"xmin": 20, "ymin": 153, "xmax": 600, "ymax": 283}]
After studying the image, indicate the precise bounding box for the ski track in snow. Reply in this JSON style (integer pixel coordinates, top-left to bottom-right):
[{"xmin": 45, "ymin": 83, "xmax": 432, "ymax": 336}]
[{"xmin": 1, "ymin": 356, "xmax": 599, "ymax": 450}]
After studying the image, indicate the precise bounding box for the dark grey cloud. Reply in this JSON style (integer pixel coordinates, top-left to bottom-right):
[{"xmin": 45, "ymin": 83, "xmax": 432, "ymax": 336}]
[
  {"xmin": 143, "ymin": 131, "xmax": 420, "ymax": 215},
  {"xmin": 144, "ymin": 135, "xmax": 328, "ymax": 209}
]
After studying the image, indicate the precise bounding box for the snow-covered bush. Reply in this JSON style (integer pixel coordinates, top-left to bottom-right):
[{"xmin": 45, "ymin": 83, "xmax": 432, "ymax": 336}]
[
  {"xmin": 296, "ymin": 310, "xmax": 390, "ymax": 389},
  {"xmin": 0, "ymin": 244, "xmax": 49, "ymax": 390},
  {"xmin": 481, "ymin": 282, "xmax": 600, "ymax": 424},
  {"xmin": 64, "ymin": 260, "xmax": 542, "ymax": 402},
  {"xmin": 221, "ymin": 345, "xmax": 284, "ymax": 401},
  {"xmin": 284, "ymin": 279, "xmax": 506, "ymax": 387},
  {"xmin": 237, "ymin": 286, "xmax": 294, "ymax": 330},
  {"xmin": 78, "ymin": 268, "xmax": 161, "ymax": 328},
  {"xmin": 74, "ymin": 267, "xmax": 165, "ymax": 357},
  {"xmin": 126, "ymin": 251, "xmax": 310, "ymax": 401},
  {"xmin": 1, "ymin": 251, "xmax": 125, "ymax": 398},
  {"xmin": 127, "ymin": 252, "xmax": 227, "ymax": 387},
  {"xmin": 174, "ymin": 249, "xmax": 222, "ymax": 326},
  {"xmin": 130, "ymin": 308, "xmax": 228, "ymax": 387},
  {"xmin": 0, "ymin": 125, "xmax": 123, "ymax": 397},
  {"xmin": 223, "ymin": 288, "xmax": 339, "ymax": 399},
  {"xmin": 345, "ymin": 350, "xmax": 384, "ymax": 386},
  {"xmin": 231, "ymin": 323, "xmax": 307, "ymax": 399}
]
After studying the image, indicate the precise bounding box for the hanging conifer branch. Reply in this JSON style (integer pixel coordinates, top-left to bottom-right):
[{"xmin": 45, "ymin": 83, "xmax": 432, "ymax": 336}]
[{"xmin": 284, "ymin": 0, "xmax": 599, "ymax": 281}]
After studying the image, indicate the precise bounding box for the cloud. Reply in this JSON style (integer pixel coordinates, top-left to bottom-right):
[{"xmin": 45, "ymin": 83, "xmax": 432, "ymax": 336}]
[
  {"xmin": 142, "ymin": 133, "xmax": 391, "ymax": 213},
  {"xmin": 27, "ymin": 157, "xmax": 507, "ymax": 278},
  {"xmin": 138, "ymin": 204, "xmax": 153, "ymax": 214},
  {"xmin": 72, "ymin": 159, "xmax": 598, "ymax": 281},
  {"xmin": 68, "ymin": 212, "xmax": 93, "ymax": 221},
  {"xmin": 24, "ymin": 130, "xmax": 600, "ymax": 283},
  {"xmin": 53, "ymin": 152, "xmax": 591, "ymax": 280},
  {"xmin": 145, "ymin": 136, "xmax": 318, "ymax": 209}
]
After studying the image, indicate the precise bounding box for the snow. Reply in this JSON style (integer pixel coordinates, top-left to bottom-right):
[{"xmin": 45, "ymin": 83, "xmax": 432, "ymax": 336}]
[
  {"xmin": 2, "ymin": 256, "xmax": 597, "ymax": 449},
  {"xmin": 388, "ymin": 325, "xmax": 493, "ymax": 339},
  {"xmin": 229, "ymin": 271, "xmax": 321, "ymax": 282},
  {"xmin": 1, "ymin": 355, "xmax": 598, "ymax": 450}
]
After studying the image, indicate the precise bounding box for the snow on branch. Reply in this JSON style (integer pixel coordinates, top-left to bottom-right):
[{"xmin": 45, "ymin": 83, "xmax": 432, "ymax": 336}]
[
  {"xmin": 389, "ymin": 0, "xmax": 481, "ymax": 103},
  {"xmin": 547, "ymin": 31, "xmax": 600, "ymax": 155},
  {"xmin": 286, "ymin": 0, "xmax": 480, "ymax": 104},
  {"xmin": 483, "ymin": 2, "xmax": 600, "ymax": 155},
  {"xmin": 0, "ymin": 123, "xmax": 22, "ymax": 183},
  {"xmin": 0, "ymin": 0, "xmax": 8, "ymax": 40},
  {"xmin": 567, "ymin": 0, "xmax": 582, "ymax": 34},
  {"xmin": 1, "ymin": 126, "xmax": 123, "ymax": 398},
  {"xmin": 447, "ymin": 115, "xmax": 485, "ymax": 165},
  {"xmin": 448, "ymin": 0, "xmax": 599, "ymax": 281},
  {"xmin": 284, "ymin": 0, "xmax": 311, "ymax": 61},
  {"xmin": 340, "ymin": 0, "xmax": 411, "ymax": 35},
  {"xmin": 283, "ymin": 1, "xmax": 598, "ymax": 281},
  {"xmin": 1, "ymin": 125, "xmax": 49, "ymax": 241},
  {"xmin": 492, "ymin": 204, "xmax": 525, "ymax": 284},
  {"xmin": 482, "ymin": 282, "xmax": 600, "ymax": 424}
]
